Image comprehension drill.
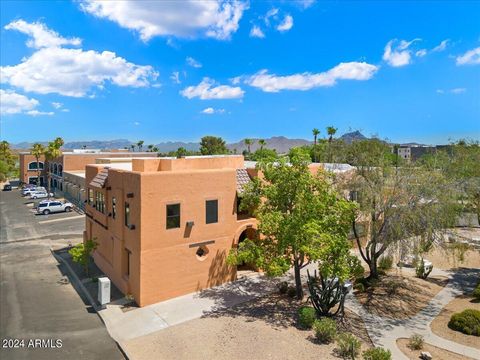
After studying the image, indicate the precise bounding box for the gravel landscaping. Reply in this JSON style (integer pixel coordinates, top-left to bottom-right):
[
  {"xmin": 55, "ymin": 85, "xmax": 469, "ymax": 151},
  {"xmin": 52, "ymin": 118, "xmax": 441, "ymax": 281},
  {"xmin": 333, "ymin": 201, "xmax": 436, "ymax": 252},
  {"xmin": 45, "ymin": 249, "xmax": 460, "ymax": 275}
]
[{"xmin": 396, "ymin": 338, "xmax": 475, "ymax": 360}]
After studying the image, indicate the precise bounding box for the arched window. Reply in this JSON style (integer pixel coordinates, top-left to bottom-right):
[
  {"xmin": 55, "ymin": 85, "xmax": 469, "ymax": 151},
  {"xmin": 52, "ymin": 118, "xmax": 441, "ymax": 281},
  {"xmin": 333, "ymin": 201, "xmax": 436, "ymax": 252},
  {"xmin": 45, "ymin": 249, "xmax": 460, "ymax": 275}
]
[
  {"xmin": 28, "ymin": 162, "xmax": 44, "ymax": 170},
  {"xmin": 53, "ymin": 179, "xmax": 58, "ymax": 188},
  {"xmin": 58, "ymin": 164, "xmax": 63, "ymax": 176},
  {"xmin": 54, "ymin": 164, "xmax": 58, "ymax": 175},
  {"xmin": 50, "ymin": 163, "xmax": 53, "ymax": 172}
]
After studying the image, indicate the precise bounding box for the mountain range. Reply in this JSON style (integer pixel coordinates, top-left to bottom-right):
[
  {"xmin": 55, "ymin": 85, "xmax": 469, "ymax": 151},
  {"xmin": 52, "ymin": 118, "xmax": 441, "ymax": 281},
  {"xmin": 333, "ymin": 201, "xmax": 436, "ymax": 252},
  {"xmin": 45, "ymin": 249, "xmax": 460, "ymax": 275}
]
[{"xmin": 12, "ymin": 131, "xmax": 415, "ymax": 153}]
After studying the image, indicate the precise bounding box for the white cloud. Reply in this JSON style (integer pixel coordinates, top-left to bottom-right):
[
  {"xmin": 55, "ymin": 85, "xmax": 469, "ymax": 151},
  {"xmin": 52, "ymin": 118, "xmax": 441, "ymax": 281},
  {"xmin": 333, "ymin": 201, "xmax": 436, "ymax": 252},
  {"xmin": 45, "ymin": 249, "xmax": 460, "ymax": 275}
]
[
  {"xmin": 297, "ymin": 0, "xmax": 316, "ymax": 9},
  {"xmin": 186, "ymin": 57, "xmax": 202, "ymax": 68},
  {"xmin": 250, "ymin": 25, "xmax": 265, "ymax": 38},
  {"xmin": 264, "ymin": 8, "xmax": 279, "ymax": 26},
  {"xmin": 80, "ymin": 0, "xmax": 248, "ymax": 41},
  {"xmin": 26, "ymin": 110, "xmax": 54, "ymax": 116},
  {"xmin": 2, "ymin": 21, "xmax": 158, "ymax": 97},
  {"xmin": 432, "ymin": 39, "xmax": 449, "ymax": 52},
  {"xmin": 51, "ymin": 102, "xmax": 63, "ymax": 109},
  {"xmin": 277, "ymin": 15, "xmax": 293, "ymax": 32},
  {"xmin": 0, "ymin": 89, "xmax": 39, "ymax": 115},
  {"xmin": 456, "ymin": 47, "xmax": 480, "ymax": 65},
  {"xmin": 416, "ymin": 49, "xmax": 427, "ymax": 57},
  {"xmin": 451, "ymin": 87, "xmax": 466, "ymax": 94},
  {"xmin": 170, "ymin": 71, "xmax": 181, "ymax": 84},
  {"xmin": 383, "ymin": 39, "xmax": 420, "ymax": 67},
  {"xmin": 181, "ymin": 77, "xmax": 244, "ymax": 99},
  {"xmin": 201, "ymin": 107, "xmax": 225, "ymax": 114},
  {"xmin": 244, "ymin": 62, "xmax": 378, "ymax": 92},
  {"xmin": 4, "ymin": 20, "xmax": 81, "ymax": 49},
  {"xmin": 436, "ymin": 89, "xmax": 445, "ymax": 94}
]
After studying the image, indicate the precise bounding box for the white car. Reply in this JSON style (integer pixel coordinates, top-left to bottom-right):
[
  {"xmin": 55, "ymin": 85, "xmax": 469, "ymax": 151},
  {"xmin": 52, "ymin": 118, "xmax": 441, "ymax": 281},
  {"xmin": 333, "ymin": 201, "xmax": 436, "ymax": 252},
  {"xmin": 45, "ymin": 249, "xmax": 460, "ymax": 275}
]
[
  {"xmin": 22, "ymin": 186, "xmax": 46, "ymax": 196},
  {"xmin": 29, "ymin": 191, "xmax": 53, "ymax": 199},
  {"xmin": 37, "ymin": 200, "xmax": 74, "ymax": 215}
]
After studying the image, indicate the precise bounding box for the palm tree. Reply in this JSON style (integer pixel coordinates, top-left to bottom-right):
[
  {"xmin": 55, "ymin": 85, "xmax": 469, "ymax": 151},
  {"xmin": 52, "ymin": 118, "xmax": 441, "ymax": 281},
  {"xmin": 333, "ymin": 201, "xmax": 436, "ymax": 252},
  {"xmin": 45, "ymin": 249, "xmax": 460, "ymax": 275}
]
[
  {"xmin": 244, "ymin": 138, "xmax": 253, "ymax": 155},
  {"xmin": 312, "ymin": 128, "xmax": 320, "ymax": 162},
  {"xmin": 326, "ymin": 126, "xmax": 337, "ymax": 143},
  {"xmin": 147, "ymin": 144, "xmax": 154, "ymax": 152},
  {"xmin": 137, "ymin": 140, "xmax": 144, "ymax": 152},
  {"xmin": 152, "ymin": 146, "xmax": 159, "ymax": 153},
  {"xmin": 45, "ymin": 140, "xmax": 63, "ymax": 196},
  {"xmin": 30, "ymin": 143, "xmax": 45, "ymax": 185},
  {"xmin": 130, "ymin": 144, "xmax": 135, "ymax": 152},
  {"xmin": 258, "ymin": 139, "xmax": 266, "ymax": 150}
]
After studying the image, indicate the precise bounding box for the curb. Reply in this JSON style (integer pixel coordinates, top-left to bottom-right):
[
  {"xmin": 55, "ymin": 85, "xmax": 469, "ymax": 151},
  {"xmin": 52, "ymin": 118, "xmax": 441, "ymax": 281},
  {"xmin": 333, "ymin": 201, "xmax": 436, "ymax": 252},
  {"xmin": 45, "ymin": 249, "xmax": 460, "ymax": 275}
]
[{"xmin": 50, "ymin": 248, "xmax": 132, "ymax": 360}]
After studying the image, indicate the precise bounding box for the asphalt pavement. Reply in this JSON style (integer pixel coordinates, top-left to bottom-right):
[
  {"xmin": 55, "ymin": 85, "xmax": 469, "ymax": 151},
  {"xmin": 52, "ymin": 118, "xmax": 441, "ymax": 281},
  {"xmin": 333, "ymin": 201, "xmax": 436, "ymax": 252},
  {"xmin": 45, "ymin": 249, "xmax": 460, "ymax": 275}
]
[{"xmin": 0, "ymin": 189, "xmax": 124, "ymax": 360}]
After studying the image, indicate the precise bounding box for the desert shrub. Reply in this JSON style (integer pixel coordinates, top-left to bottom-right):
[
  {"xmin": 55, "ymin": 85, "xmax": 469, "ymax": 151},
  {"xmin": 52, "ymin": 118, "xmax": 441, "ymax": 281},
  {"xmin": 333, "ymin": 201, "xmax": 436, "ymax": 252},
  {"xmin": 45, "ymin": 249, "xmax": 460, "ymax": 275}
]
[
  {"xmin": 473, "ymin": 284, "xmax": 480, "ymax": 301},
  {"xmin": 278, "ymin": 281, "xmax": 289, "ymax": 294},
  {"xmin": 385, "ymin": 280, "xmax": 401, "ymax": 296},
  {"xmin": 313, "ymin": 318, "xmax": 337, "ymax": 343},
  {"xmin": 348, "ymin": 256, "xmax": 365, "ymax": 280},
  {"xmin": 378, "ymin": 256, "xmax": 393, "ymax": 271},
  {"xmin": 362, "ymin": 348, "xmax": 392, "ymax": 360},
  {"xmin": 415, "ymin": 258, "xmax": 433, "ymax": 279},
  {"xmin": 287, "ymin": 287, "xmax": 297, "ymax": 298},
  {"xmin": 448, "ymin": 309, "xmax": 480, "ymax": 336},
  {"xmin": 354, "ymin": 282, "xmax": 366, "ymax": 293},
  {"xmin": 336, "ymin": 332, "xmax": 361, "ymax": 359},
  {"xmin": 298, "ymin": 306, "xmax": 316, "ymax": 329},
  {"xmin": 408, "ymin": 334, "xmax": 424, "ymax": 350}
]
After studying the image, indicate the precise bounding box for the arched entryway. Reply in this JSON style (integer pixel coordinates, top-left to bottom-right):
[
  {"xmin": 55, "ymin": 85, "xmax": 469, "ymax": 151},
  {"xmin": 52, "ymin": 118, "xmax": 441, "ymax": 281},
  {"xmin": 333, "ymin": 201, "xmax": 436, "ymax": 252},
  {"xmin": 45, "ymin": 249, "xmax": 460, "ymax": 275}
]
[{"xmin": 235, "ymin": 226, "xmax": 258, "ymax": 274}]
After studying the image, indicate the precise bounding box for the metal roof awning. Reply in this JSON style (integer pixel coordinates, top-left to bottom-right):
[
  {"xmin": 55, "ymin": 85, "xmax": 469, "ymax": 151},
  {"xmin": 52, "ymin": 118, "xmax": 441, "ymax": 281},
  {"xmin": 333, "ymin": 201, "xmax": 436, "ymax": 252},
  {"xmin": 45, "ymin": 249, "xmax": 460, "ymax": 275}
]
[
  {"xmin": 236, "ymin": 168, "xmax": 251, "ymax": 194},
  {"xmin": 89, "ymin": 167, "xmax": 109, "ymax": 189}
]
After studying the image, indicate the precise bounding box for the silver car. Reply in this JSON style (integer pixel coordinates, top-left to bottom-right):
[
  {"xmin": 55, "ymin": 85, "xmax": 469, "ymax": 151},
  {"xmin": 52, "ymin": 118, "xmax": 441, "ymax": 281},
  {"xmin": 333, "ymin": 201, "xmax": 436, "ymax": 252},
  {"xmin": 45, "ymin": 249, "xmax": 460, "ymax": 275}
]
[{"xmin": 37, "ymin": 201, "xmax": 74, "ymax": 215}]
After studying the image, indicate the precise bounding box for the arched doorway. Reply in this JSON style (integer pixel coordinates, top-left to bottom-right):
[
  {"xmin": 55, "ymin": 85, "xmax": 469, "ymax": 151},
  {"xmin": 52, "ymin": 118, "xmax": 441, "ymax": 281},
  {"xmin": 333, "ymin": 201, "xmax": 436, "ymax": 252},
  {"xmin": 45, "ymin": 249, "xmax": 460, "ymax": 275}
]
[{"xmin": 236, "ymin": 226, "xmax": 258, "ymax": 273}]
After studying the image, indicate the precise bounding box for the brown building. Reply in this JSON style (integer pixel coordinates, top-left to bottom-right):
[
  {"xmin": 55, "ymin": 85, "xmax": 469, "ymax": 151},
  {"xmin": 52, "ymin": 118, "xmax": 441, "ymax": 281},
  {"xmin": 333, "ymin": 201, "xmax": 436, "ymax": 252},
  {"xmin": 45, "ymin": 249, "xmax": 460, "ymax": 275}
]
[
  {"xmin": 84, "ymin": 155, "xmax": 259, "ymax": 307},
  {"xmin": 18, "ymin": 150, "xmax": 157, "ymax": 208}
]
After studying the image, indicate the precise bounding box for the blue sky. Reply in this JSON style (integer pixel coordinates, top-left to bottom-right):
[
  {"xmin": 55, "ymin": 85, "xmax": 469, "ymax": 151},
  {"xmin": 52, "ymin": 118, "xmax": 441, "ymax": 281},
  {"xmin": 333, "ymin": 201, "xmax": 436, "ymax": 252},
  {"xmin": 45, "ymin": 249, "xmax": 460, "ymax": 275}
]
[{"xmin": 1, "ymin": 0, "xmax": 479, "ymax": 145}]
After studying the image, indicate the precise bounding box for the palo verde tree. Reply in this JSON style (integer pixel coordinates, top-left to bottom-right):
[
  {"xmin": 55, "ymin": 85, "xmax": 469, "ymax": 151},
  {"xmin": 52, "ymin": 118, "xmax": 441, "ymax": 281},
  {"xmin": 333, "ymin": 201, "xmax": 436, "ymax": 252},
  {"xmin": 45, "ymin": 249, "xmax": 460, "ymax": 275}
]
[
  {"xmin": 344, "ymin": 139, "xmax": 458, "ymax": 280},
  {"xmin": 227, "ymin": 152, "xmax": 355, "ymax": 299},
  {"xmin": 199, "ymin": 136, "xmax": 229, "ymax": 155}
]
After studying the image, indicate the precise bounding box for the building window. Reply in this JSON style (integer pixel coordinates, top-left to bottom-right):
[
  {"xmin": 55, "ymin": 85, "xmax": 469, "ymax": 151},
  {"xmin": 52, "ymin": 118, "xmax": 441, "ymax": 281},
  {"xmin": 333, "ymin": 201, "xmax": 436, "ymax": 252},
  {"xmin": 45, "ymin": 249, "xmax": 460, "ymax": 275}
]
[
  {"xmin": 112, "ymin": 197, "xmax": 117, "ymax": 219},
  {"xmin": 125, "ymin": 202, "xmax": 130, "ymax": 227},
  {"xmin": 28, "ymin": 161, "xmax": 44, "ymax": 170},
  {"xmin": 206, "ymin": 200, "xmax": 218, "ymax": 224},
  {"xmin": 166, "ymin": 204, "xmax": 180, "ymax": 229},
  {"xmin": 88, "ymin": 188, "xmax": 94, "ymax": 205},
  {"xmin": 95, "ymin": 191, "xmax": 105, "ymax": 214}
]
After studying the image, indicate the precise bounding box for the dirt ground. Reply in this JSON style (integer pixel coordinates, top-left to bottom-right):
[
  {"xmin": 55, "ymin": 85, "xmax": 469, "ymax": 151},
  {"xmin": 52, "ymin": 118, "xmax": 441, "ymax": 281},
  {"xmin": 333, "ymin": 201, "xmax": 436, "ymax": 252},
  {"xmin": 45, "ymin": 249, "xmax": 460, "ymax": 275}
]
[
  {"xmin": 397, "ymin": 338, "xmax": 474, "ymax": 360},
  {"xmin": 426, "ymin": 247, "xmax": 480, "ymax": 271},
  {"xmin": 430, "ymin": 295, "xmax": 480, "ymax": 349},
  {"xmin": 123, "ymin": 293, "xmax": 372, "ymax": 360},
  {"xmin": 354, "ymin": 272, "xmax": 449, "ymax": 319}
]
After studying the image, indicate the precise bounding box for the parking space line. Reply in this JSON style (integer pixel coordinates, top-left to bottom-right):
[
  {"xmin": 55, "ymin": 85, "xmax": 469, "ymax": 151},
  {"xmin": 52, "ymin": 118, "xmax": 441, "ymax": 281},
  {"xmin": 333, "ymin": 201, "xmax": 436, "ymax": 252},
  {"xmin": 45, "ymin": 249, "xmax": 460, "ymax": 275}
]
[{"xmin": 38, "ymin": 215, "xmax": 85, "ymax": 224}]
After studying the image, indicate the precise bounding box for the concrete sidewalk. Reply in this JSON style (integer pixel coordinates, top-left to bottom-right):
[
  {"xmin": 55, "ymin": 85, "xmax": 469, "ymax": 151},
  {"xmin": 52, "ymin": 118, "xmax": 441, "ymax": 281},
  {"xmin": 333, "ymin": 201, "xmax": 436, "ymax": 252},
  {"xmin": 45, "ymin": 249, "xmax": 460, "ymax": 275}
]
[{"xmin": 98, "ymin": 262, "xmax": 318, "ymax": 345}]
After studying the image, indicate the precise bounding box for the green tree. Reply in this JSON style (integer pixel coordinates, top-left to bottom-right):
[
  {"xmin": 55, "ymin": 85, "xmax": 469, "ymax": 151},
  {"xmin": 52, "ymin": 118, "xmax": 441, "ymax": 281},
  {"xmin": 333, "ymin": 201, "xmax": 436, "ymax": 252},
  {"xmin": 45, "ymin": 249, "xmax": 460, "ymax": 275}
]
[
  {"xmin": 199, "ymin": 136, "xmax": 229, "ymax": 155},
  {"xmin": 0, "ymin": 141, "xmax": 17, "ymax": 181},
  {"xmin": 228, "ymin": 153, "xmax": 355, "ymax": 299},
  {"xmin": 69, "ymin": 238, "xmax": 98, "ymax": 276},
  {"xmin": 137, "ymin": 140, "xmax": 144, "ymax": 152},
  {"xmin": 258, "ymin": 139, "xmax": 266, "ymax": 150},
  {"xmin": 44, "ymin": 138, "xmax": 63, "ymax": 195},
  {"xmin": 250, "ymin": 148, "xmax": 278, "ymax": 161},
  {"xmin": 147, "ymin": 144, "xmax": 154, "ymax": 152},
  {"xmin": 176, "ymin": 147, "xmax": 188, "ymax": 158},
  {"xmin": 130, "ymin": 144, "xmax": 135, "ymax": 152},
  {"xmin": 326, "ymin": 126, "xmax": 337, "ymax": 143},
  {"xmin": 344, "ymin": 139, "xmax": 458, "ymax": 280},
  {"xmin": 312, "ymin": 128, "xmax": 320, "ymax": 162},
  {"xmin": 244, "ymin": 138, "xmax": 253, "ymax": 156},
  {"xmin": 30, "ymin": 143, "xmax": 45, "ymax": 185}
]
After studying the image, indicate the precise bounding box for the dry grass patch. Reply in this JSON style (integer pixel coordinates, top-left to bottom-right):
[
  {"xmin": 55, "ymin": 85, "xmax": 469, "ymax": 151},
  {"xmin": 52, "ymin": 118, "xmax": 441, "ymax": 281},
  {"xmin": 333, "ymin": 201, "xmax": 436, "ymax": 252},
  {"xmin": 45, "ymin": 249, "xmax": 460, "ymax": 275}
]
[
  {"xmin": 354, "ymin": 272, "xmax": 448, "ymax": 319},
  {"xmin": 123, "ymin": 293, "xmax": 372, "ymax": 360},
  {"xmin": 431, "ymin": 295, "xmax": 480, "ymax": 348},
  {"xmin": 397, "ymin": 338, "xmax": 475, "ymax": 360}
]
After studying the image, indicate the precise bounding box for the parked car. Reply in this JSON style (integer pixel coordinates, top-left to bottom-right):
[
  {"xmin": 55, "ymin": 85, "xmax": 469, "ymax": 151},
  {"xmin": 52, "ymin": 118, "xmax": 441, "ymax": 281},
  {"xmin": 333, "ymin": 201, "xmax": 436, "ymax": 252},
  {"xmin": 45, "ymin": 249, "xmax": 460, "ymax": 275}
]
[
  {"xmin": 22, "ymin": 186, "xmax": 46, "ymax": 196},
  {"xmin": 37, "ymin": 201, "xmax": 73, "ymax": 215},
  {"xmin": 29, "ymin": 191, "xmax": 53, "ymax": 199},
  {"xmin": 3, "ymin": 184, "xmax": 12, "ymax": 191}
]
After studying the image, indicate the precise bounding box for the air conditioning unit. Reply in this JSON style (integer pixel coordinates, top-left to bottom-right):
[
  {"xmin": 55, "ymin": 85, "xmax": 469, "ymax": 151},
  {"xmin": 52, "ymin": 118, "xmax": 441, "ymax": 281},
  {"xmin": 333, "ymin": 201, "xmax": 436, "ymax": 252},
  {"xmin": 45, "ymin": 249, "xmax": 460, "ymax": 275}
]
[{"xmin": 98, "ymin": 277, "xmax": 111, "ymax": 306}]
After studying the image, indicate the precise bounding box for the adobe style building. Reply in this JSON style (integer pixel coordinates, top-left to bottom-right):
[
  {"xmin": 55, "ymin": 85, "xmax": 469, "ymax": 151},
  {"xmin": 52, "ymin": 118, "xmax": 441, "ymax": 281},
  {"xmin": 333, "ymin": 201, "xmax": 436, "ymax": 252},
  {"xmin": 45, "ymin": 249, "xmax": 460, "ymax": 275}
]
[{"xmin": 18, "ymin": 150, "xmax": 157, "ymax": 207}]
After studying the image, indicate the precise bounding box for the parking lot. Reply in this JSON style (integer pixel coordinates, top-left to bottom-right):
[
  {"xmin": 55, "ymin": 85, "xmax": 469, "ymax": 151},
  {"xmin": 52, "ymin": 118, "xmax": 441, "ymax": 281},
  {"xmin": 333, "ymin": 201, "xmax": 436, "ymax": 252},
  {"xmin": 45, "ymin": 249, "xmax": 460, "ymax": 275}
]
[{"xmin": 0, "ymin": 189, "xmax": 123, "ymax": 360}]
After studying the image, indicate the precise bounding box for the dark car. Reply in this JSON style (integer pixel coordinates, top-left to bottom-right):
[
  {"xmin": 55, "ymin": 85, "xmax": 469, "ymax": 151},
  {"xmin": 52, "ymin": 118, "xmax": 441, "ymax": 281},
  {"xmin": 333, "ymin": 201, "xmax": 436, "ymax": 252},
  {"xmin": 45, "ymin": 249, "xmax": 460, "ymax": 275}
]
[{"xmin": 3, "ymin": 184, "xmax": 12, "ymax": 191}]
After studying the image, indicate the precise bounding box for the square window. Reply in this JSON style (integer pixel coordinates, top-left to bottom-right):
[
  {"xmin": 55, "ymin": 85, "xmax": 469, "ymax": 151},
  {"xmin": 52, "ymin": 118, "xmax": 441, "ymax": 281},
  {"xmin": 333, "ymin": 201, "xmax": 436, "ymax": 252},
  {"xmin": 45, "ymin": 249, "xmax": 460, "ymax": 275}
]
[
  {"xmin": 206, "ymin": 200, "xmax": 218, "ymax": 224},
  {"xmin": 166, "ymin": 204, "xmax": 180, "ymax": 229}
]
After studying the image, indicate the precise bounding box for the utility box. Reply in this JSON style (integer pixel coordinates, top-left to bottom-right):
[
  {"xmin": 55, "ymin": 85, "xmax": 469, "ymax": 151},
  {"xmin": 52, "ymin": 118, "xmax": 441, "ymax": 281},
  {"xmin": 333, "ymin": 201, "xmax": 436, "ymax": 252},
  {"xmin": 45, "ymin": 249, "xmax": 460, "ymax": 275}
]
[{"xmin": 98, "ymin": 277, "xmax": 111, "ymax": 306}]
